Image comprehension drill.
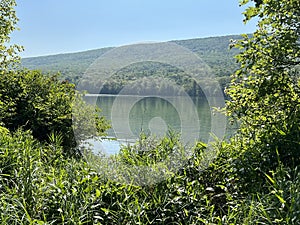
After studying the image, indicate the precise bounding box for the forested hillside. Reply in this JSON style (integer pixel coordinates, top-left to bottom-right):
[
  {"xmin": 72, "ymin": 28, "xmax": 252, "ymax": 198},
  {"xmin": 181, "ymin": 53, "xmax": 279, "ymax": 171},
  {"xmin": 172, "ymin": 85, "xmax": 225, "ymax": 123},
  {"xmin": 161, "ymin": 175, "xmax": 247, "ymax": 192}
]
[
  {"xmin": 22, "ymin": 35, "xmax": 241, "ymax": 95},
  {"xmin": 22, "ymin": 47, "xmax": 113, "ymax": 83}
]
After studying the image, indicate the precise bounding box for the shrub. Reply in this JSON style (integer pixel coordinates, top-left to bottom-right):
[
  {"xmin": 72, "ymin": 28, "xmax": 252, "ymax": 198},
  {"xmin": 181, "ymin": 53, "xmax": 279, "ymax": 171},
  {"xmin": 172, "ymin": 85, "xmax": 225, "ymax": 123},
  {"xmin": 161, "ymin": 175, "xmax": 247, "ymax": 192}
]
[{"xmin": 0, "ymin": 69, "xmax": 110, "ymax": 155}]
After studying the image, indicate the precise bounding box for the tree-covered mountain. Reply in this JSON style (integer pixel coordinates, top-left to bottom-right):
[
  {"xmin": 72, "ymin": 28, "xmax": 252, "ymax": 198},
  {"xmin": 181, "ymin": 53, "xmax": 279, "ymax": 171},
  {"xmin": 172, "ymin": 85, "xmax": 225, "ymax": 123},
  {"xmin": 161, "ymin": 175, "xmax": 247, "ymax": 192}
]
[
  {"xmin": 22, "ymin": 35, "xmax": 242, "ymax": 95},
  {"xmin": 22, "ymin": 47, "xmax": 114, "ymax": 83}
]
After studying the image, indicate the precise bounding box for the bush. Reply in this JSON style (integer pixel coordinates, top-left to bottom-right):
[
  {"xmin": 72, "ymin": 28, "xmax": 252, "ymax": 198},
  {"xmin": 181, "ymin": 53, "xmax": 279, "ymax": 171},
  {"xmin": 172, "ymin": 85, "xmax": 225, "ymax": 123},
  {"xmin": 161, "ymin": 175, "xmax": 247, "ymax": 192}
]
[{"xmin": 0, "ymin": 69, "xmax": 110, "ymax": 155}]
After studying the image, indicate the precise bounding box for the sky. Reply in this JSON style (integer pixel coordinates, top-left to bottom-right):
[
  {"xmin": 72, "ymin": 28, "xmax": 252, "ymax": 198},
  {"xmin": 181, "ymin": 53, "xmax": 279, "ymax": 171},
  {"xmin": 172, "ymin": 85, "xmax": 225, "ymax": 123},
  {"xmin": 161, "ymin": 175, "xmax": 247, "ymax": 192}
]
[{"xmin": 11, "ymin": 0, "xmax": 257, "ymax": 58}]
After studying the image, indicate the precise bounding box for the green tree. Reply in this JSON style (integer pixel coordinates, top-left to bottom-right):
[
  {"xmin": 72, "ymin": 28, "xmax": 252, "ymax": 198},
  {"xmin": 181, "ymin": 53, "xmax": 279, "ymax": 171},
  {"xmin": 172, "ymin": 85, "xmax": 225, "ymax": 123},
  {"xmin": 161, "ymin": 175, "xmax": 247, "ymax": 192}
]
[
  {"xmin": 0, "ymin": 0, "xmax": 23, "ymax": 71},
  {"xmin": 226, "ymin": 0, "xmax": 300, "ymax": 169},
  {"xmin": 0, "ymin": 0, "xmax": 21, "ymax": 129},
  {"xmin": 0, "ymin": 1, "xmax": 110, "ymax": 156},
  {"xmin": 0, "ymin": 70, "xmax": 110, "ymax": 155}
]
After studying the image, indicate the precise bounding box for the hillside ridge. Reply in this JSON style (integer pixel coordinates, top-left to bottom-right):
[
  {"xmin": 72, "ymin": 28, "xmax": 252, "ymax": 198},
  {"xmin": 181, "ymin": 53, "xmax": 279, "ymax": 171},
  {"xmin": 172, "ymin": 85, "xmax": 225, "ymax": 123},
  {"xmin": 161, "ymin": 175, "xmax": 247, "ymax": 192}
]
[{"xmin": 21, "ymin": 34, "xmax": 243, "ymax": 95}]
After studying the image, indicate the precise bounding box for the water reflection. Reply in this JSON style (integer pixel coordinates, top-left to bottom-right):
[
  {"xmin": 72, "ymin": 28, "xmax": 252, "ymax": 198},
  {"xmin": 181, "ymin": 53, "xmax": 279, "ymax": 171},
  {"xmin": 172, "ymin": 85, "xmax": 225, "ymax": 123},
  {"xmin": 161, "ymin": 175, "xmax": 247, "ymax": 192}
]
[{"xmin": 84, "ymin": 95, "xmax": 220, "ymax": 154}]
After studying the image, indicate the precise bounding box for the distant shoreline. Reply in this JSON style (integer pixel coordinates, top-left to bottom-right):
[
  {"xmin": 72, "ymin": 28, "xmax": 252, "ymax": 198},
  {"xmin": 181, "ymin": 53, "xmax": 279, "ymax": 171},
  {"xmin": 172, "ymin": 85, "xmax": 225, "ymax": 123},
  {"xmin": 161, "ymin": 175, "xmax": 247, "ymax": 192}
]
[{"xmin": 84, "ymin": 93, "xmax": 213, "ymax": 98}]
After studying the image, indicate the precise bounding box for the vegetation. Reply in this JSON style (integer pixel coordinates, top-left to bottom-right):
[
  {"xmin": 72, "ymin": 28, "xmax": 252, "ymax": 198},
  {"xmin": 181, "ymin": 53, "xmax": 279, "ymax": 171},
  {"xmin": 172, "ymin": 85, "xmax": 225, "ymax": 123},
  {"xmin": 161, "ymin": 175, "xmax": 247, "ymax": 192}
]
[
  {"xmin": 0, "ymin": 0, "xmax": 23, "ymax": 71},
  {"xmin": 226, "ymin": 0, "xmax": 300, "ymax": 181},
  {"xmin": 1, "ymin": 125, "xmax": 300, "ymax": 224},
  {"xmin": 21, "ymin": 47, "xmax": 113, "ymax": 83},
  {"xmin": 0, "ymin": 0, "xmax": 300, "ymax": 224},
  {"xmin": 21, "ymin": 36, "xmax": 241, "ymax": 96},
  {"xmin": 77, "ymin": 61, "xmax": 222, "ymax": 97},
  {"xmin": 21, "ymin": 36, "xmax": 240, "ymax": 79},
  {"xmin": 0, "ymin": 69, "xmax": 110, "ymax": 156}
]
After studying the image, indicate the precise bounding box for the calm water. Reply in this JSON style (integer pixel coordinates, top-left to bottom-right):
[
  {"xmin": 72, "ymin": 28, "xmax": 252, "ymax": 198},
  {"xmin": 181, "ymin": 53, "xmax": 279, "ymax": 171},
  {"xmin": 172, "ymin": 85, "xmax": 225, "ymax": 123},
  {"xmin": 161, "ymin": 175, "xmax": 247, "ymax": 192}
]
[{"xmin": 84, "ymin": 95, "xmax": 227, "ymax": 154}]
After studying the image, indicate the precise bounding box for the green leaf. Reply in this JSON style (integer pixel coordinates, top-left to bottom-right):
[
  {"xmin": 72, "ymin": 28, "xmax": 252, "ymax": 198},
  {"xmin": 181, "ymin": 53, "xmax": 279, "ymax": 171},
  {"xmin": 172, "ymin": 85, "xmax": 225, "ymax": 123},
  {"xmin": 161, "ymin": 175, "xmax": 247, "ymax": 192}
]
[
  {"xmin": 96, "ymin": 189, "xmax": 101, "ymax": 198},
  {"xmin": 264, "ymin": 173, "xmax": 275, "ymax": 184},
  {"xmin": 275, "ymin": 193, "xmax": 286, "ymax": 204}
]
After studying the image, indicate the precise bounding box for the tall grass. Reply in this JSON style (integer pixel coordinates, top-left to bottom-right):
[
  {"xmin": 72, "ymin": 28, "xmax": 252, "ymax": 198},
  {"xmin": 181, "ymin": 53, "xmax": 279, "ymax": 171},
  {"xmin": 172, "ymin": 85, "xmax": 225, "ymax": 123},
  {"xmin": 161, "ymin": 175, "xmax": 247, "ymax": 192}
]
[{"xmin": 1, "ymin": 129, "xmax": 300, "ymax": 224}]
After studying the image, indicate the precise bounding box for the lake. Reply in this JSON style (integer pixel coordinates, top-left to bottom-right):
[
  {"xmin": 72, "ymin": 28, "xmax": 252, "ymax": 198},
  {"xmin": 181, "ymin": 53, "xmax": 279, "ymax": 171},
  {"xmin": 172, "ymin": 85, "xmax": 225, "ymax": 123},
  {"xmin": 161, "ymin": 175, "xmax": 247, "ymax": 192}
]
[{"xmin": 84, "ymin": 94, "xmax": 229, "ymax": 155}]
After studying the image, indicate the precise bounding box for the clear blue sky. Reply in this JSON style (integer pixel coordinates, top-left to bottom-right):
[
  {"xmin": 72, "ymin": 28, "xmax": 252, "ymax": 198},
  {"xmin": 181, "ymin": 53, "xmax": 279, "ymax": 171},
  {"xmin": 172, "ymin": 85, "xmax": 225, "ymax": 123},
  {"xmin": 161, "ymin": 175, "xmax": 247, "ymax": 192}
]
[{"xmin": 11, "ymin": 0, "xmax": 257, "ymax": 58}]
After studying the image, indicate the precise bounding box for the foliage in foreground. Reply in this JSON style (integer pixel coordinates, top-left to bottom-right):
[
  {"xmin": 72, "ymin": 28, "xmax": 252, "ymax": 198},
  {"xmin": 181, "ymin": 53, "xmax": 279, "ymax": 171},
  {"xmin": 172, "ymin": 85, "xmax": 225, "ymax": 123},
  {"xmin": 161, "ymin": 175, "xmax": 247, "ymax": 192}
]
[
  {"xmin": 225, "ymin": 0, "xmax": 300, "ymax": 195},
  {"xmin": 0, "ymin": 69, "xmax": 110, "ymax": 155},
  {"xmin": 0, "ymin": 0, "xmax": 23, "ymax": 71},
  {"xmin": 1, "ymin": 129, "xmax": 300, "ymax": 224}
]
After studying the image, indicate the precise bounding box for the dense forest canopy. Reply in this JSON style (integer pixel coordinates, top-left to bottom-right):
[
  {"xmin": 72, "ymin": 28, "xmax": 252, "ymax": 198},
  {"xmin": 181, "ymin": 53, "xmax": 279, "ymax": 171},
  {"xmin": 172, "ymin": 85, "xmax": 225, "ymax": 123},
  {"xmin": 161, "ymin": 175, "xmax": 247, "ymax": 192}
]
[
  {"xmin": 22, "ymin": 35, "xmax": 241, "ymax": 78},
  {"xmin": 22, "ymin": 35, "xmax": 241, "ymax": 96}
]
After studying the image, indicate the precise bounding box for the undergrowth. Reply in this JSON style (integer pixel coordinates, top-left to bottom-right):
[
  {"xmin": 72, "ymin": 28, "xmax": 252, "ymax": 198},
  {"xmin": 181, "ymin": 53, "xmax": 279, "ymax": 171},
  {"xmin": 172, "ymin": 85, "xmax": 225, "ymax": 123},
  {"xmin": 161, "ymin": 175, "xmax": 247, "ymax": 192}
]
[{"xmin": 1, "ymin": 128, "xmax": 299, "ymax": 224}]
